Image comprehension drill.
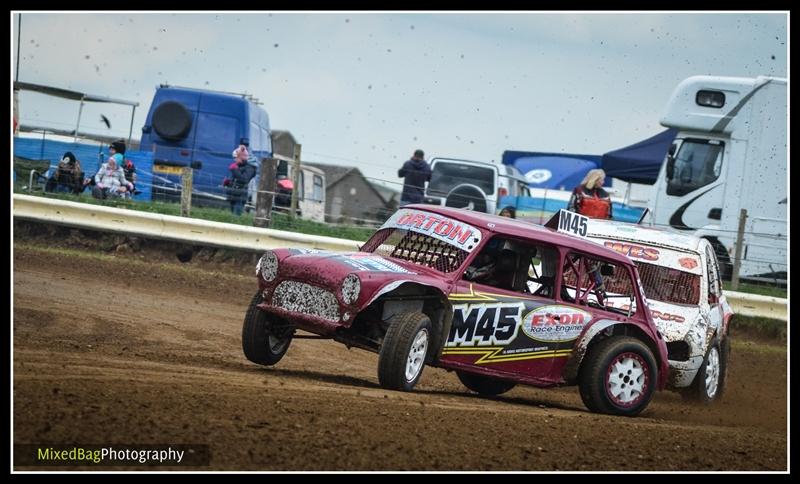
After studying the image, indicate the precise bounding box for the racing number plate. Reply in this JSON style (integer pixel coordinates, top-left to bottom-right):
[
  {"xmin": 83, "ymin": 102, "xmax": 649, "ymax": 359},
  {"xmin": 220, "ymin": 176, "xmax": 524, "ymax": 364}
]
[{"xmin": 557, "ymin": 209, "xmax": 589, "ymax": 238}]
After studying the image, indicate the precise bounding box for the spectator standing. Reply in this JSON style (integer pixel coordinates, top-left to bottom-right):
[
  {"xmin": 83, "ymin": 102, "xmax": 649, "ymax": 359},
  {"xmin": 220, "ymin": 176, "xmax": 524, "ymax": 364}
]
[
  {"xmin": 499, "ymin": 206, "xmax": 516, "ymax": 218},
  {"xmin": 398, "ymin": 149, "xmax": 431, "ymax": 206},
  {"xmin": 224, "ymin": 144, "xmax": 257, "ymax": 215},
  {"xmin": 567, "ymin": 169, "xmax": 613, "ymax": 219}
]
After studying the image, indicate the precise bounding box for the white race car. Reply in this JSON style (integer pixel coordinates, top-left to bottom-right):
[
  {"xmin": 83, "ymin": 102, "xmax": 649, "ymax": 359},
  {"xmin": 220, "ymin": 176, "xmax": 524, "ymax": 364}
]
[{"xmin": 581, "ymin": 218, "xmax": 734, "ymax": 403}]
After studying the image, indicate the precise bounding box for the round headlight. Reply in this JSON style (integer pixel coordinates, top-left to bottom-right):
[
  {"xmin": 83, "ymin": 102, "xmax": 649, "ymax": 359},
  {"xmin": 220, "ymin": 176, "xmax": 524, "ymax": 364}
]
[
  {"xmin": 258, "ymin": 251, "xmax": 278, "ymax": 282},
  {"xmin": 341, "ymin": 274, "xmax": 361, "ymax": 304}
]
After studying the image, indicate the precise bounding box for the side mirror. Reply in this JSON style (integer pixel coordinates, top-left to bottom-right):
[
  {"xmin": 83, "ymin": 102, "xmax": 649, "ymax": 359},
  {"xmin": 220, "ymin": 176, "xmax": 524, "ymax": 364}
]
[
  {"xmin": 666, "ymin": 155, "xmax": 675, "ymax": 181},
  {"xmin": 600, "ymin": 264, "xmax": 614, "ymax": 277}
]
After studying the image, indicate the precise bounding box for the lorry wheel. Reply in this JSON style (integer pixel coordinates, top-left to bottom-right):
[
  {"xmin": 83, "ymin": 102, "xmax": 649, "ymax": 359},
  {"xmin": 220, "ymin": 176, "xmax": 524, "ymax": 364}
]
[
  {"xmin": 685, "ymin": 339, "xmax": 726, "ymax": 404},
  {"xmin": 446, "ymin": 185, "xmax": 488, "ymax": 213},
  {"xmin": 242, "ymin": 291, "xmax": 292, "ymax": 366},
  {"xmin": 152, "ymin": 101, "xmax": 192, "ymax": 140},
  {"xmin": 457, "ymin": 371, "xmax": 517, "ymax": 396},
  {"xmin": 378, "ymin": 312, "xmax": 431, "ymax": 392},
  {"xmin": 579, "ymin": 336, "xmax": 657, "ymax": 416}
]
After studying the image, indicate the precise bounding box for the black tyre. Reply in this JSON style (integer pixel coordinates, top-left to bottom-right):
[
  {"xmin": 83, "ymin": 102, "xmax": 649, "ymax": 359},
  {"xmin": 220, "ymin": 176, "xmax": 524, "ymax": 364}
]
[
  {"xmin": 457, "ymin": 371, "xmax": 517, "ymax": 396},
  {"xmin": 446, "ymin": 184, "xmax": 488, "ymax": 213},
  {"xmin": 579, "ymin": 336, "xmax": 657, "ymax": 416},
  {"xmin": 685, "ymin": 338, "xmax": 727, "ymax": 404},
  {"xmin": 242, "ymin": 291, "xmax": 292, "ymax": 366},
  {"xmin": 152, "ymin": 101, "xmax": 193, "ymax": 140},
  {"xmin": 378, "ymin": 312, "xmax": 432, "ymax": 391}
]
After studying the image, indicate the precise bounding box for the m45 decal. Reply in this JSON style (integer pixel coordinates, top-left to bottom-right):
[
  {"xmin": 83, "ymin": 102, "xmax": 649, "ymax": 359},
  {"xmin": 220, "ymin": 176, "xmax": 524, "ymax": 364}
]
[{"xmin": 447, "ymin": 303, "xmax": 525, "ymax": 347}]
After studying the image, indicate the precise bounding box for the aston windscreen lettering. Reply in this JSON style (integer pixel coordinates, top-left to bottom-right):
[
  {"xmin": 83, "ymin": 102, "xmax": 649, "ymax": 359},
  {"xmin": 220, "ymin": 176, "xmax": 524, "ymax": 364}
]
[
  {"xmin": 447, "ymin": 303, "xmax": 524, "ymax": 346},
  {"xmin": 381, "ymin": 209, "xmax": 483, "ymax": 251}
]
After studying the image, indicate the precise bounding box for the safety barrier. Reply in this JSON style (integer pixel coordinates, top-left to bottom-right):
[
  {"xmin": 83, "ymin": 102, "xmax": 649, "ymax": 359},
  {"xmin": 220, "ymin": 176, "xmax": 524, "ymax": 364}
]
[
  {"xmin": 13, "ymin": 194, "xmax": 786, "ymax": 321},
  {"xmin": 12, "ymin": 194, "xmax": 360, "ymax": 252}
]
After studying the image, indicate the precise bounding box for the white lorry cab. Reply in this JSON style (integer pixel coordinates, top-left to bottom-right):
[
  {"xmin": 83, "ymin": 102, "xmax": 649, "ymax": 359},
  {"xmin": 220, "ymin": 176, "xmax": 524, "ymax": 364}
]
[{"xmin": 648, "ymin": 75, "xmax": 787, "ymax": 281}]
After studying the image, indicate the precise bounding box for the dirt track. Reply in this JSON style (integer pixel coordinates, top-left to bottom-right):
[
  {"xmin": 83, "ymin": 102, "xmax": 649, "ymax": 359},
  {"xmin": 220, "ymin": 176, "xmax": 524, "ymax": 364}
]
[{"xmin": 13, "ymin": 240, "xmax": 787, "ymax": 471}]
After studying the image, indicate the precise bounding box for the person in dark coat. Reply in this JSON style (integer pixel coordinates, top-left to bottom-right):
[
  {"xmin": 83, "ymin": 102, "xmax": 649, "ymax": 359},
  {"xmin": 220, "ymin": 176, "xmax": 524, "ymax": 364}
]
[
  {"xmin": 398, "ymin": 149, "xmax": 432, "ymax": 206},
  {"xmin": 224, "ymin": 144, "xmax": 257, "ymax": 215}
]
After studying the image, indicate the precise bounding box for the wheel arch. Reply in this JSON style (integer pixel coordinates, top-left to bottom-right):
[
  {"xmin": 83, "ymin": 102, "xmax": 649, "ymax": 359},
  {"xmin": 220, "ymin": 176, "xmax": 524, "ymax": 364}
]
[
  {"xmin": 564, "ymin": 320, "xmax": 665, "ymax": 387},
  {"xmin": 365, "ymin": 281, "xmax": 453, "ymax": 364}
]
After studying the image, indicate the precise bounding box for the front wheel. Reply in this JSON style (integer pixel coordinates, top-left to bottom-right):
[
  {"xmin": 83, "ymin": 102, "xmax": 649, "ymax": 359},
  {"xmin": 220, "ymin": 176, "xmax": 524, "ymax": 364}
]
[
  {"xmin": 579, "ymin": 336, "xmax": 657, "ymax": 416},
  {"xmin": 457, "ymin": 371, "xmax": 517, "ymax": 396},
  {"xmin": 378, "ymin": 312, "xmax": 432, "ymax": 391},
  {"xmin": 242, "ymin": 291, "xmax": 293, "ymax": 366},
  {"xmin": 685, "ymin": 338, "xmax": 728, "ymax": 404}
]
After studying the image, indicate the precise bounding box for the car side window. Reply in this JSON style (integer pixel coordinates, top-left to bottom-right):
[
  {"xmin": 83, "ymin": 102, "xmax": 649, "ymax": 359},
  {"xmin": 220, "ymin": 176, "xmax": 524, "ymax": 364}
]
[
  {"xmin": 463, "ymin": 237, "xmax": 556, "ymax": 299},
  {"xmin": 705, "ymin": 245, "xmax": 721, "ymax": 300},
  {"xmin": 561, "ymin": 252, "xmax": 637, "ymax": 316}
]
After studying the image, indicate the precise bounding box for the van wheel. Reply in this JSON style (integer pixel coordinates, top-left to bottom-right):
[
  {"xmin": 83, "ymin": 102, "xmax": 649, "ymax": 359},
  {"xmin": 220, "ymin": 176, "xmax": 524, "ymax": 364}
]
[
  {"xmin": 579, "ymin": 336, "xmax": 657, "ymax": 416},
  {"xmin": 242, "ymin": 291, "xmax": 293, "ymax": 366},
  {"xmin": 152, "ymin": 101, "xmax": 192, "ymax": 140},
  {"xmin": 457, "ymin": 371, "xmax": 517, "ymax": 396},
  {"xmin": 378, "ymin": 312, "xmax": 431, "ymax": 391},
  {"xmin": 446, "ymin": 184, "xmax": 488, "ymax": 213}
]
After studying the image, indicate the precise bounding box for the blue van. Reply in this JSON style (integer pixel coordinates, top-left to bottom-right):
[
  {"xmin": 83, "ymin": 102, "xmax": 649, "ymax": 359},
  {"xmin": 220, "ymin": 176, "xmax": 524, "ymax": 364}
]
[{"xmin": 140, "ymin": 85, "xmax": 271, "ymax": 206}]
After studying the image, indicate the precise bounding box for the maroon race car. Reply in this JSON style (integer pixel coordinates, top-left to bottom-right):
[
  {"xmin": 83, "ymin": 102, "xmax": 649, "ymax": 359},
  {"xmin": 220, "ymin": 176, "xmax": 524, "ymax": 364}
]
[{"xmin": 243, "ymin": 205, "xmax": 669, "ymax": 416}]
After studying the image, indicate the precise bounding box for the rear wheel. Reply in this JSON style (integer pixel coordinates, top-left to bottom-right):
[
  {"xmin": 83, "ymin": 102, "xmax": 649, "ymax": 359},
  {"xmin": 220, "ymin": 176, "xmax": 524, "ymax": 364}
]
[
  {"xmin": 378, "ymin": 312, "xmax": 431, "ymax": 391},
  {"xmin": 242, "ymin": 291, "xmax": 293, "ymax": 366},
  {"xmin": 457, "ymin": 371, "xmax": 517, "ymax": 396},
  {"xmin": 152, "ymin": 101, "xmax": 192, "ymax": 140},
  {"xmin": 579, "ymin": 336, "xmax": 657, "ymax": 416}
]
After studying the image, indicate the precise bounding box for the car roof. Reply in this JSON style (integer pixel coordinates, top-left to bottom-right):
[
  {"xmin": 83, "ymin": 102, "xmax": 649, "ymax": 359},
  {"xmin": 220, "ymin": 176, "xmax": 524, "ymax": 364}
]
[
  {"xmin": 584, "ymin": 219, "xmax": 704, "ymax": 255},
  {"xmin": 403, "ymin": 204, "xmax": 637, "ymax": 266}
]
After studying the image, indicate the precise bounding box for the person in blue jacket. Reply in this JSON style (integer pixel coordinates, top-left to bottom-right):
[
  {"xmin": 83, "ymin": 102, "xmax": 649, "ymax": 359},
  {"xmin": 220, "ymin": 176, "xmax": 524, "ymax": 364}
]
[{"xmin": 398, "ymin": 149, "xmax": 432, "ymax": 206}]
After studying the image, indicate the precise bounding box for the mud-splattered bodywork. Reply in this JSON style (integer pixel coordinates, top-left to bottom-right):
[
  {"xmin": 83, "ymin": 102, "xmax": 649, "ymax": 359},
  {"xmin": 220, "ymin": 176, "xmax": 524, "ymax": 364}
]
[
  {"xmin": 584, "ymin": 219, "xmax": 735, "ymax": 389},
  {"xmin": 251, "ymin": 205, "xmax": 670, "ymax": 390}
]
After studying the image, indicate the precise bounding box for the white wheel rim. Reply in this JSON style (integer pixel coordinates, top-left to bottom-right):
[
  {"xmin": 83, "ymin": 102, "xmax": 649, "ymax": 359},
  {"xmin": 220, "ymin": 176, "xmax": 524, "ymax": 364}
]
[
  {"xmin": 704, "ymin": 347, "xmax": 720, "ymax": 398},
  {"xmin": 405, "ymin": 328, "xmax": 429, "ymax": 382},
  {"xmin": 607, "ymin": 355, "xmax": 646, "ymax": 404}
]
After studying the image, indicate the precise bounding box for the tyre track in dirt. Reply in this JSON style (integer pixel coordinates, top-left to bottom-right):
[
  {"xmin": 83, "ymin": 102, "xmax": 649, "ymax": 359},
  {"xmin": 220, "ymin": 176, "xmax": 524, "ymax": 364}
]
[{"xmin": 12, "ymin": 244, "xmax": 787, "ymax": 471}]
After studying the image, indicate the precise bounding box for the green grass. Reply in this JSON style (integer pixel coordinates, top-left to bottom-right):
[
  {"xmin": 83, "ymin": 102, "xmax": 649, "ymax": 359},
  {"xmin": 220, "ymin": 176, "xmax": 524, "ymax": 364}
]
[
  {"xmin": 730, "ymin": 314, "xmax": 786, "ymax": 342},
  {"xmin": 724, "ymin": 281, "xmax": 787, "ymax": 299},
  {"xmin": 15, "ymin": 188, "xmax": 374, "ymax": 242}
]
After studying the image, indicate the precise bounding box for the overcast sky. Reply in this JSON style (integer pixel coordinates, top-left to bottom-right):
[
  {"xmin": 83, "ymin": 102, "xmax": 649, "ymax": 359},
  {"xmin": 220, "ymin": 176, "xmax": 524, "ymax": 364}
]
[{"xmin": 12, "ymin": 11, "xmax": 788, "ymax": 192}]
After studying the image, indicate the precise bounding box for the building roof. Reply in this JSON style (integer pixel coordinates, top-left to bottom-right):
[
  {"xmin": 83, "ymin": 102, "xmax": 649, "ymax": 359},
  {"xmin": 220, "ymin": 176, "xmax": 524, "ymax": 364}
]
[
  {"xmin": 305, "ymin": 161, "xmax": 389, "ymax": 206},
  {"xmin": 304, "ymin": 162, "xmax": 355, "ymax": 187}
]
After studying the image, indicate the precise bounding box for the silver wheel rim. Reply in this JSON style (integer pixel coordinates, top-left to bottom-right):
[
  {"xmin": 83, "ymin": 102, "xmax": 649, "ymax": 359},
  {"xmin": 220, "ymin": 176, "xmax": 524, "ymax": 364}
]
[
  {"xmin": 405, "ymin": 328, "xmax": 429, "ymax": 382},
  {"xmin": 268, "ymin": 334, "xmax": 288, "ymax": 355},
  {"xmin": 704, "ymin": 347, "xmax": 720, "ymax": 399},
  {"xmin": 607, "ymin": 354, "xmax": 646, "ymax": 404}
]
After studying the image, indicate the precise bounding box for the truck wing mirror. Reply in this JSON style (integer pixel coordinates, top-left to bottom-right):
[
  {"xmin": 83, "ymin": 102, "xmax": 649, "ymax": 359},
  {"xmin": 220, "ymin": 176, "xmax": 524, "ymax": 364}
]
[{"xmin": 665, "ymin": 155, "xmax": 675, "ymax": 181}]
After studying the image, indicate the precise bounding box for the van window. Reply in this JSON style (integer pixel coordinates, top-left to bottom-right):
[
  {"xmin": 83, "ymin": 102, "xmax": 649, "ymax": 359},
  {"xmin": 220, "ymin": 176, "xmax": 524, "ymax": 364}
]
[
  {"xmin": 197, "ymin": 113, "xmax": 239, "ymax": 151},
  {"xmin": 428, "ymin": 162, "xmax": 495, "ymax": 197},
  {"xmin": 667, "ymin": 139, "xmax": 724, "ymax": 197},
  {"xmin": 312, "ymin": 175, "xmax": 324, "ymax": 202}
]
